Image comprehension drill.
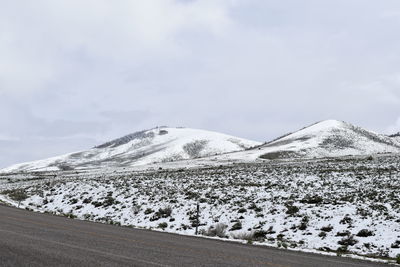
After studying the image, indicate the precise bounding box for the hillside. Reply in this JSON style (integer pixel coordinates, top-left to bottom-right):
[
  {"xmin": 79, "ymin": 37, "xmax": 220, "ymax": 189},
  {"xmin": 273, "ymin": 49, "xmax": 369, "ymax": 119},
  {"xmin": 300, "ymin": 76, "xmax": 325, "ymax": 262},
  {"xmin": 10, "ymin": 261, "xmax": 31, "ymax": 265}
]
[
  {"xmin": 390, "ymin": 132, "xmax": 400, "ymax": 146},
  {"xmin": 2, "ymin": 120, "xmax": 400, "ymax": 173},
  {"xmin": 213, "ymin": 120, "xmax": 400, "ymax": 163},
  {"xmin": 258, "ymin": 120, "xmax": 400, "ymax": 159},
  {"xmin": 1, "ymin": 127, "xmax": 260, "ymax": 173}
]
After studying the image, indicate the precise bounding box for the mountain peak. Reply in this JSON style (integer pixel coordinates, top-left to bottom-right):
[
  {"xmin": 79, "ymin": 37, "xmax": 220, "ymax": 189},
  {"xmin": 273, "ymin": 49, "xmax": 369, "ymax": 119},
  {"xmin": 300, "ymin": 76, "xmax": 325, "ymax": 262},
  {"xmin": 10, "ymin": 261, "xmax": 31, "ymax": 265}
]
[
  {"xmin": 95, "ymin": 126, "xmax": 175, "ymax": 149},
  {"xmin": 1, "ymin": 127, "xmax": 261, "ymax": 172},
  {"xmin": 256, "ymin": 119, "xmax": 400, "ymax": 160},
  {"xmin": 276, "ymin": 119, "xmax": 348, "ymax": 141},
  {"xmin": 301, "ymin": 119, "xmax": 346, "ymax": 132}
]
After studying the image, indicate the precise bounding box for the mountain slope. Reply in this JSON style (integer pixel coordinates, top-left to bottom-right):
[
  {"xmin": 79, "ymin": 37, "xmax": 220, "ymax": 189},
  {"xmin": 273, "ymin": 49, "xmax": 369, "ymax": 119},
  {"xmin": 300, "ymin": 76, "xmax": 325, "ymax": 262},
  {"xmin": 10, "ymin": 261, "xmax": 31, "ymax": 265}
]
[
  {"xmin": 257, "ymin": 120, "xmax": 400, "ymax": 159},
  {"xmin": 390, "ymin": 132, "xmax": 400, "ymax": 146},
  {"xmin": 1, "ymin": 127, "xmax": 260, "ymax": 172},
  {"xmin": 213, "ymin": 120, "xmax": 400, "ymax": 162}
]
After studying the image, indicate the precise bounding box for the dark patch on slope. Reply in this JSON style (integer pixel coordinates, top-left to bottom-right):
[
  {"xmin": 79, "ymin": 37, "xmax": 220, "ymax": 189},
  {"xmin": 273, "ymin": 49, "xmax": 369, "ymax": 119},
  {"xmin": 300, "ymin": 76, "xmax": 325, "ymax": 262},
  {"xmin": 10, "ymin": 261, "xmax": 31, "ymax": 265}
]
[
  {"xmin": 264, "ymin": 136, "xmax": 311, "ymax": 148},
  {"xmin": 95, "ymin": 130, "xmax": 156, "ymax": 149},
  {"xmin": 75, "ymin": 142, "xmax": 173, "ymax": 168},
  {"xmin": 389, "ymin": 132, "xmax": 400, "ymax": 138},
  {"xmin": 349, "ymin": 125, "xmax": 400, "ymax": 148},
  {"xmin": 183, "ymin": 140, "xmax": 209, "ymax": 158},
  {"xmin": 320, "ymin": 135, "xmax": 355, "ymax": 149},
  {"xmin": 260, "ymin": 121, "xmax": 329, "ymax": 148},
  {"xmin": 260, "ymin": 151, "xmax": 301, "ymax": 159}
]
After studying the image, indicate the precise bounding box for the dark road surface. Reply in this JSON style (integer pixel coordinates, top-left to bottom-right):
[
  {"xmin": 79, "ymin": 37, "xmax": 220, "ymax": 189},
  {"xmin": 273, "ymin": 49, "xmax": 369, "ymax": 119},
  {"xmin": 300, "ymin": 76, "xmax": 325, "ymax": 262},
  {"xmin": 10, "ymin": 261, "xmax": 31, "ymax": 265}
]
[{"xmin": 0, "ymin": 204, "xmax": 390, "ymax": 267}]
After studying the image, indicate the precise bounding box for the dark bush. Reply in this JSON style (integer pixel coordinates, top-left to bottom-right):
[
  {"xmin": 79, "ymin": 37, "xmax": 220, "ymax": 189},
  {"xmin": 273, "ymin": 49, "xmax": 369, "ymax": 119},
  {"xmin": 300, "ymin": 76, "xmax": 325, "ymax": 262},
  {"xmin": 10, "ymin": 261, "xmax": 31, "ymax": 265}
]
[
  {"xmin": 338, "ymin": 236, "xmax": 358, "ymax": 246},
  {"xmin": 230, "ymin": 221, "xmax": 242, "ymax": 231},
  {"xmin": 336, "ymin": 230, "xmax": 351, "ymax": 237},
  {"xmin": 248, "ymin": 203, "xmax": 262, "ymax": 212},
  {"xmin": 158, "ymin": 222, "xmax": 168, "ymax": 230},
  {"xmin": 3, "ymin": 189, "xmax": 28, "ymax": 205},
  {"xmin": 151, "ymin": 206, "xmax": 173, "ymax": 221},
  {"xmin": 301, "ymin": 195, "xmax": 323, "ymax": 204},
  {"xmin": 340, "ymin": 215, "xmax": 353, "ymax": 225},
  {"xmin": 298, "ymin": 216, "xmax": 309, "ymax": 230},
  {"xmin": 185, "ymin": 191, "xmax": 199, "ymax": 200},
  {"xmin": 83, "ymin": 197, "xmax": 92, "ymax": 204},
  {"xmin": 356, "ymin": 229, "xmax": 374, "ymax": 237},
  {"xmin": 237, "ymin": 207, "xmax": 247, "ymax": 213},
  {"xmin": 391, "ymin": 240, "xmax": 400, "ymax": 249},
  {"xmin": 298, "ymin": 223, "xmax": 307, "ymax": 231},
  {"xmin": 285, "ymin": 204, "xmax": 299, "ymax": 215},
  {"xmin": 156, "ymin": 206, "xmax": 172, "ymax": 218},
  {"xmin": 92, "ymin": 201, "xmax": 103, "ymax": 208},
  {"xmin": 320, "ymin": 225, "xmax": 333, "ymax": 232},
  {"xmin": 265, "ymin": 226, "xmax": 276, "ymax": 234},
  {"xmin": 103, "ymin": 196, "xmax": 115, "ymax": 207},
  {"xmin": 144, "ymin": 208, "xmax": 154, "ymax": 215},
  {"xmin": 318, "ymin": 232, "xmax": 327, "ymax": 238},
  {"xmin": 253, "ymin": 230, "xmax": 268, "ymax": 240}
]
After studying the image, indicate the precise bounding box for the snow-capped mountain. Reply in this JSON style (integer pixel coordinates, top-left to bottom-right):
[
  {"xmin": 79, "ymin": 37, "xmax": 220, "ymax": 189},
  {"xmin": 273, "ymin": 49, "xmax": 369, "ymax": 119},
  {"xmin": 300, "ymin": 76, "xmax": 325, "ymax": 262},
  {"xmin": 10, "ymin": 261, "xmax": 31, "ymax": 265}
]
[
  {"xmin": 2, "ymin": 120, "xmax": 399, "ymax": 173},
  {"xmin": 256, "ymin": 120, "xmax": 400, "ymax": 159},
  {"xmin": 0, "ymin": 127, "xmax": 260, "ymax": 173},
  {"xmin": 215, "ymin": 120, "xmax": 400, "ymax": 162}
]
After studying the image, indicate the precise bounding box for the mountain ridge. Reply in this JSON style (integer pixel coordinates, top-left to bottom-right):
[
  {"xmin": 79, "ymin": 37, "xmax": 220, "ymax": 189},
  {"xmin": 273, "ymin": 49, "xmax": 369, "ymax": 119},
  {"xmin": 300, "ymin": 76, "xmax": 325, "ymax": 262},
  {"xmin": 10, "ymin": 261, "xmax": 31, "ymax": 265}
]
[
  {"xmin": 258, "ymin": 119, "xmax": 400, "ymax": 159},
  {"xmin": 1, "ymin": 127, "xmax": 260, "ymax": 173},
  {"xmin": 2, "ymin": 120, "xmax": 400, "ymax": 173},
  {"xmin": 210, "ymin": 120, "xmax": 400, "ymax": 163}
]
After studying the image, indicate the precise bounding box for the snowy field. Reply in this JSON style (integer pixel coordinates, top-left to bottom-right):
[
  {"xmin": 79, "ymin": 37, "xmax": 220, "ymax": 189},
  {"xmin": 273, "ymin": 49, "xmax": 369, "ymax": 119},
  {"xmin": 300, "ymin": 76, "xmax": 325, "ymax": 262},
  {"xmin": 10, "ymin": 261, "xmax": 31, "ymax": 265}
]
[{"xmin": 1, "ymin": 154, "xmax": 400, "ymax": 263}]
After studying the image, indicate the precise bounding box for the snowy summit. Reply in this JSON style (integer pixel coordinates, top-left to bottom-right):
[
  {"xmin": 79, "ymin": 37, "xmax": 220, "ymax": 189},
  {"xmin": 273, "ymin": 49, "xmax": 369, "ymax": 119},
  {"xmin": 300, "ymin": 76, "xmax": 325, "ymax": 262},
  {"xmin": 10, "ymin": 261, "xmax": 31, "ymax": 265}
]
[
  {"xmin": 256, "ymin": 120, "xmax": 400, "ymax": 159},
  {"xmin": 1, "ymin": 127, "xmax": 260, "ymax": 172},
  {"xmin": 213, "ymin": 120, "xmax": 400, "ymax": 163},
  {"xmin": 2, "ymin": 120, "xmax": 400, "ymax": 173}
]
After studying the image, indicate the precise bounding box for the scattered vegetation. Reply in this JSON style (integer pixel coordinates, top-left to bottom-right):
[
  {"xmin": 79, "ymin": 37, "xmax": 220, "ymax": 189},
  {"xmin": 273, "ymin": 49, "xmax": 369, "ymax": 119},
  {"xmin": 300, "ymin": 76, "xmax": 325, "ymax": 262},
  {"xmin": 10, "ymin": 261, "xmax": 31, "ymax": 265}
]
[
  {"xmin": 356, "ymin": 229, "xmax": 374, "ymax": 237},
  {"xmin": 1, "ymin": 154, "xmax": 399, "ymax": 259},
  {"xmin": 2, "ymin": 188, "xmax": 28, "ymax": 207}
]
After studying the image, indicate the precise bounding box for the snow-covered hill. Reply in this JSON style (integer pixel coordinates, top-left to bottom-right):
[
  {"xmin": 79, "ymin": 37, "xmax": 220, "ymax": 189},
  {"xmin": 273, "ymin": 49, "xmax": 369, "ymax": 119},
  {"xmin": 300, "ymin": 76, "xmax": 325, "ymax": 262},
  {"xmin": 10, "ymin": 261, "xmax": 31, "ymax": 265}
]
[
  {"xmin": 1, "ymin": 127, "xmax": 260, "ymax": 173},
  {"xmin": 215, "ymin": 120, "xmax": 400, "ymax": 162},
  {"xmin": 3, "ymin": 120, "xmax": 399, "ymax": 173},
  {"xmin": 259, "ymin": 120, "xmax": 400, "ymax": 158}
]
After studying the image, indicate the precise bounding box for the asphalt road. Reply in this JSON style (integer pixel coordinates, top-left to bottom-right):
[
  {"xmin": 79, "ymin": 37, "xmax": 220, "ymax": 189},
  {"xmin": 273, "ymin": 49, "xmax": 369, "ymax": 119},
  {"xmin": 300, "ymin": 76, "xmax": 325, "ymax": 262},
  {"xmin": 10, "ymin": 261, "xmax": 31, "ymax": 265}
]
[{"xmin": 0, "ymin": 205, "xmax": 390, "ymax": 267}]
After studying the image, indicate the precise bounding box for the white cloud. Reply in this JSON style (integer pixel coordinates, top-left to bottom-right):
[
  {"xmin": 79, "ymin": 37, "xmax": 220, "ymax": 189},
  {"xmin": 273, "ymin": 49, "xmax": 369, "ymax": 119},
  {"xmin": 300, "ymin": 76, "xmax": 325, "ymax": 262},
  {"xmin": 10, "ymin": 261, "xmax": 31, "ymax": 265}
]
[
  {"xmin": 0, "ymin": 135, "xmax": 19, "ymax": 141},
  {"xmin": 0, "ymin": 0, "xmax": 235, "ymax": 95},
  {"xmin": 1, "ymin": 0, "xmax": 400, "ymax": 167}
]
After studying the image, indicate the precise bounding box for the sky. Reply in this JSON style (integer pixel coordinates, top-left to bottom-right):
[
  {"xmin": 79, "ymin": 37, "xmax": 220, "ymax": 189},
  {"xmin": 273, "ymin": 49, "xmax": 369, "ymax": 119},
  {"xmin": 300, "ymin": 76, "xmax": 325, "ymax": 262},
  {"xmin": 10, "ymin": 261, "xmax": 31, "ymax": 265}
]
[{"xmin": 1, "ymin": 0, "xmax": 400, "ymax": 168}]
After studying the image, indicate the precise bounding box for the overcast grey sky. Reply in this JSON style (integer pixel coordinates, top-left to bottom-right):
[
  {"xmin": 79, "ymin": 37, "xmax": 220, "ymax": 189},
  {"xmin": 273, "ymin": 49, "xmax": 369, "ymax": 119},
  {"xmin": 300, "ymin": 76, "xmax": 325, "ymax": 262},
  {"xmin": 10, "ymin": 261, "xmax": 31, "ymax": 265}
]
[{"xmin": 1, "ymin": 0, "xmax": 400, "ymax": 168}]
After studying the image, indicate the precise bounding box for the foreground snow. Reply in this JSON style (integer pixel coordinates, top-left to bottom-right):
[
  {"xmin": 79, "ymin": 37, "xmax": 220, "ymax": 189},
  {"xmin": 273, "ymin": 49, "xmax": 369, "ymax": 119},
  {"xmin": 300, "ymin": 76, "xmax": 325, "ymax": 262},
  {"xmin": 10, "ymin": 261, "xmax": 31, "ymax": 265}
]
[{"xmin": 1, "ymin": 154, "xmax": 399, "ymax": 262}]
